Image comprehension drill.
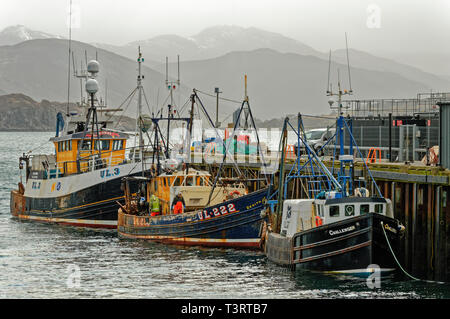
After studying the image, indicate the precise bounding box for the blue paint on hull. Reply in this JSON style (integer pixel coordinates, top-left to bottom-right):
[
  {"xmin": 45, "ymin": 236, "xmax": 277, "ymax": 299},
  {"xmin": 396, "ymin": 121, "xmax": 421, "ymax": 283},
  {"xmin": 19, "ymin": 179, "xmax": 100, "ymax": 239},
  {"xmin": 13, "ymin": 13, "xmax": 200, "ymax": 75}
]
[{"xmin": 118, "ymin": 188, "xmax": 269, "ymax": 248}]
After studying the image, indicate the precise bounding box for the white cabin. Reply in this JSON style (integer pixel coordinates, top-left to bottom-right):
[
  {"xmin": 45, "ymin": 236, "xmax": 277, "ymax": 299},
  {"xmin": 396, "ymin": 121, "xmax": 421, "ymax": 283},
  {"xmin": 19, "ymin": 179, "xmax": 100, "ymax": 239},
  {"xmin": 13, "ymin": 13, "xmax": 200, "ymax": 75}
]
[{"xmin": 280, "ymin": 196, "xmax": 393, "ymax": 237}]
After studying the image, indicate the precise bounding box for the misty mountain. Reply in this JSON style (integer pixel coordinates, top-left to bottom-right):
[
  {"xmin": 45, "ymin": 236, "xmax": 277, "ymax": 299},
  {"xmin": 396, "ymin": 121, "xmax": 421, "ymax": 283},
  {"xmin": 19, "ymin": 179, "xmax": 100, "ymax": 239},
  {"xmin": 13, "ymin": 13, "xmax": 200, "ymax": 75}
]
[
  {"xmin": 155, "ymin": 48, "xmax": 438, "ymax": 119},
  {"xmin": 330, "ymin": 48, "xmax": 450, "ymax": 92},
  {"xmin": 0, "ymin": 38, "xmax": 193, "ymax": 119},
  {"xmin": 93, "ymin": 25, "xmax": 322, "ymax": 64},
  {"xmin": 0, "ymin": 25, "xmax": 448, "ymax": 124},
  {"xmin": 0, "ymin": 25, "xmax": 64, "ymax": 46},
  {"xmin": 93, "ymin": 24, "xmax": 450, "ymax": 91}
]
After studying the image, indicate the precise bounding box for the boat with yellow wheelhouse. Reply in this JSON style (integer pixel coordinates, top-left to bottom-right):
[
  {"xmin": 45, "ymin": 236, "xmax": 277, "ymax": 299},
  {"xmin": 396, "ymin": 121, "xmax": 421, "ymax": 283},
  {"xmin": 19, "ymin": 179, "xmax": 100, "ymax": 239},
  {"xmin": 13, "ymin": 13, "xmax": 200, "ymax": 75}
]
[
  {"xmin": 116, "ymin": 85, "xmax": 271, "ymax": 248},
  {"xmin": 148, "ymin": 167, "xmax": 247, "ymax": 215},
  {"xmin": 10, "ymin": 58, "xmax": 153, "ymax": 229},
  {"xmin": 117, "ymin": 170, "xmax": 268, "ymax": 248}
]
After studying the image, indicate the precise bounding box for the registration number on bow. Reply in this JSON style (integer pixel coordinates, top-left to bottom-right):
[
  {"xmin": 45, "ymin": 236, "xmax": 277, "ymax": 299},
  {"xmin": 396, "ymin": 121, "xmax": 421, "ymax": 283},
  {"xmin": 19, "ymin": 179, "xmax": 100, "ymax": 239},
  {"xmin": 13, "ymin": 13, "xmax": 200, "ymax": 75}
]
[{"xmin": 197, "ymin": 203, "xmax": 238, "ymax": 220}]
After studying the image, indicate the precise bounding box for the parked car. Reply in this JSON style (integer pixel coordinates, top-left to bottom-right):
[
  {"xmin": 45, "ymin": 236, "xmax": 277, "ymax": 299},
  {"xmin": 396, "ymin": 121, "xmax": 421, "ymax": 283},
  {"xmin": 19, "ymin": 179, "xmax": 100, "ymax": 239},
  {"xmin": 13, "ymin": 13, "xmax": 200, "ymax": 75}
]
[{"xmin": 294, "ymin": 128, "xmax": 335, "ymax": 156}]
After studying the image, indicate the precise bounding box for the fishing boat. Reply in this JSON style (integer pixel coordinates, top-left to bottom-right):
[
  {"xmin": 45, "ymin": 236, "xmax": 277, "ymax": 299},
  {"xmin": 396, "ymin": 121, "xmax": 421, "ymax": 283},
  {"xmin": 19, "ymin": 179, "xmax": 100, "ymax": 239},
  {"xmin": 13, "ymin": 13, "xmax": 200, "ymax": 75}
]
[
  {"xmin": 117, "ymin": 171, "xmax": 268, "ymax": 248},
  {"xmin": 264, "ymin": 58, "xmax": 405, "ymax": 275},
  {"xmin": 144, "ymin": 167, "xmax": 248, "ymax": 214},
  {"xmin": 117, "ymin": 82, "xmax": 271, "ymax": 248},
  {"xmin": 10, "ymin": 50, "xmax": 154, "ymax": 229}
]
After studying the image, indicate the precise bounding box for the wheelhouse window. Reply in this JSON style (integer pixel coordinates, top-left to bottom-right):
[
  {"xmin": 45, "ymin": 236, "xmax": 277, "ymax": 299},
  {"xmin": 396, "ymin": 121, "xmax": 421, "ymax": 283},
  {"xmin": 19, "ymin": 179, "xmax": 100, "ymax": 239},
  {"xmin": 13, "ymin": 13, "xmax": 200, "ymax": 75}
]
[
  {"xmin": 344, "ymin": 205, "xmax": 355, "ymax": 216},
  {"xmin": 185, "ymin": 176, "xmax": 194, "ymax": 186},
  {"xmin": 58, "ymin": 141, "xmax": 70, "ymax": 152},
  {"xmin": 360, "ymin": 204, "xmax": 370, "ymax": 215},
  {"xmin": 173, "ymin": 177, "xmax": 181, "ymax": 186},
  {"xmin": 95, "ymin": 140, "xmax": 110, "ymax": 151},
  {"xmin": 112, "ymin": 140, "xmax": 124, "ymax": 151},
  {"xmin": 81, "ymin": 140, "xmax": 92, "ymax": 150},
  {"xmin": 375, "ymin": 204, "xmax": 383, "ymax": 214},
  {"xmin": 316, "ymin": 204, "xmax": 324, "ymax": 217},
  {"xmin": 329, "ymin": 205, "xmax": 340, "ymax": 217}
]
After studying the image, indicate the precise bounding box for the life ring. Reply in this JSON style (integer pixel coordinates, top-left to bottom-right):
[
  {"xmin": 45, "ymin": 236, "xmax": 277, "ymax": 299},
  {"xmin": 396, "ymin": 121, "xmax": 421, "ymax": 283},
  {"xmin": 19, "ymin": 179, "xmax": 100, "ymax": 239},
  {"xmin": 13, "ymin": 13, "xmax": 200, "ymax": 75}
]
[
  {"xmin": 355, "ymin": 187, "xmax": 369, "ymax": 197},
  {"xmin": 315, "ymin": 215, "xmax": 323, "ymax": 227}
]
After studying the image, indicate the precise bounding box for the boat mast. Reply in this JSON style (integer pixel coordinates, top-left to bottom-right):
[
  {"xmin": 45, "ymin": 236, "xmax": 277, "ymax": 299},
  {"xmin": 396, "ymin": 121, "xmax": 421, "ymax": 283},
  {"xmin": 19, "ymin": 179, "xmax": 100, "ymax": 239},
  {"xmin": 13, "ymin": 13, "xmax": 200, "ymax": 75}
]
[
  {"xmin": 164, "ymin": 55, "xmax": 181, "ymax": 158},
  {"xmin": 137, "ymin": 46, "xmax": 145, "ymax": 175},
  {"xmin": 66, "ymin": 0, "xmax": 73, "ymax": 117},
  {"xmin": 327, "ymin": 33, "xmax": 354, "ymax": 195},
  {"xmin": 274, "ymin": 117, "xmax": 289, "ymax": 233}
]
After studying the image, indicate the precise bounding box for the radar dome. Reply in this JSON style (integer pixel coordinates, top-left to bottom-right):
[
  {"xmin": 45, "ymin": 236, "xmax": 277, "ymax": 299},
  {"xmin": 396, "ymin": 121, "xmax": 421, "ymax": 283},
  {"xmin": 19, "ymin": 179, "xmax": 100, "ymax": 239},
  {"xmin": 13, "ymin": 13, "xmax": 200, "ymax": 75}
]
[
  {"xmin": 87, "ymin": 60, "xmax": 99, "ymax": 74},
  {"xmin": 85, "ymin": 78, "xmax": 99, "ymax": 94},
  {"xmin": 328, "ymin": 98, "xmax": 335, "ymax": 107}
]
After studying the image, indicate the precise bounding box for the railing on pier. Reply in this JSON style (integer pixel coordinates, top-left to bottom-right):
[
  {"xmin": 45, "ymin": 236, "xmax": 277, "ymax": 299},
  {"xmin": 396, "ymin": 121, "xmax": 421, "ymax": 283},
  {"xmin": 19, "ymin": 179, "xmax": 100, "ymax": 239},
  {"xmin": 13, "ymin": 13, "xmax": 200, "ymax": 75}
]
[{"xmin": 345, "ymin": 92, "xmax": 450, "ymax": 118}]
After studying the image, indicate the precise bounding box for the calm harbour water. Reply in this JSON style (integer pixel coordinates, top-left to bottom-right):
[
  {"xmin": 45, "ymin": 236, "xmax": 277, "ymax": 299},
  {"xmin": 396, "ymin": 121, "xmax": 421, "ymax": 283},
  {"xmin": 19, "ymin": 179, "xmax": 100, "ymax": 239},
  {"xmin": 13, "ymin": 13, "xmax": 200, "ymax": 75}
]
[{"xmin": 0, "ymin": 132, "xmax": 449, "ymax": 299}]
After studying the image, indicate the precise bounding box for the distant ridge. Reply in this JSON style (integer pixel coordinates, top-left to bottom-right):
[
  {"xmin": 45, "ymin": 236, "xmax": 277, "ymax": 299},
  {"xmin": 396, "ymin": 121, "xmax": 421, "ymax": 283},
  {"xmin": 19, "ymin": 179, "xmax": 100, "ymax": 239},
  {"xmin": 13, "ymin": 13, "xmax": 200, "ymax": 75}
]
[
  {"xmin": 0, "ymin": 25, "xmax": 449, "ymax": 121},
  {"xmin": 0, "ymin": 25, "xmax": 64, "ymax": 46},
  {"xmin": 93, "ymin": 25, "xmax": 322, "ymax": 63},
  {"xmin": 0, "ymin": 93, "xmax": 135, "ymax": 131}
]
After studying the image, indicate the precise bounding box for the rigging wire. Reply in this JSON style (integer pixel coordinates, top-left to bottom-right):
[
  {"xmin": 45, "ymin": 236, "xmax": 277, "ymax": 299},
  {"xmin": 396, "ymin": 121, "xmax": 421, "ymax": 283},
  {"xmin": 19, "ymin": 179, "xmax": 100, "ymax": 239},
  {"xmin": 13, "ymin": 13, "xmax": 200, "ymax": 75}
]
[
  {"xmin": 195, "ymin": 89, "xmax": 242, "ymax": 104},
  {"xmin": 112, "ymin": 88, "xmax": 138, "ymax": 129}
]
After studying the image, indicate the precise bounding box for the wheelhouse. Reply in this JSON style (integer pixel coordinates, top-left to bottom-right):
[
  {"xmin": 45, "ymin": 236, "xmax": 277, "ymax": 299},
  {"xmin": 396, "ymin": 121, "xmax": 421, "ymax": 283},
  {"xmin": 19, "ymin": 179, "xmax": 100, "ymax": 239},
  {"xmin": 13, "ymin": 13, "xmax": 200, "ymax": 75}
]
[
  {"xmin": 315, "ymin": 197, "xmax": 391, "ymax": 225},
  {"xmin": 149, "ymin": 169, "xmax": 214, "ymax": 209},
  {"xmin": 49, "ymin": 130, "xmax": 129, "ymax": 177}
]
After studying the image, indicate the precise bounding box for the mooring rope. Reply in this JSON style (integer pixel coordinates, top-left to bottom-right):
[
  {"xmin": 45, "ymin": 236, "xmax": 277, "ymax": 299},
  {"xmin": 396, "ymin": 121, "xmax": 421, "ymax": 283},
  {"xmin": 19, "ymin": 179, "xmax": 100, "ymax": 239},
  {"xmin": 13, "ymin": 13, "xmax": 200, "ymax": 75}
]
[{"xmin": 380, "ymin": 221, "xmax": 446, "ymax": 284}]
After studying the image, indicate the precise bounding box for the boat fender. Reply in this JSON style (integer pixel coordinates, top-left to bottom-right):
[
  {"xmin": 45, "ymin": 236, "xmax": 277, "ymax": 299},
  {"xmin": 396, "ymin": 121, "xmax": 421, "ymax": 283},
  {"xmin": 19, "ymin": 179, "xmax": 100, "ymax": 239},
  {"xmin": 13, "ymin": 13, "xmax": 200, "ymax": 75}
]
[
  {"xmin": 18, "ymin": 182, "xmax": 25, "ymax": 195},
  {"xmin": 315, "ymin": 216, "xmax": 323, "ymax": 227},
  {"xmin": 55, "ymin": 112, "xmax": 65, "ymax": 137},
  {"xmin": 260, "ymin": 208, "xmax": 267, "ymax": 218},
  {"xmin": 397, "ymin": 223, "xmax": 406, "ymax": 238}
]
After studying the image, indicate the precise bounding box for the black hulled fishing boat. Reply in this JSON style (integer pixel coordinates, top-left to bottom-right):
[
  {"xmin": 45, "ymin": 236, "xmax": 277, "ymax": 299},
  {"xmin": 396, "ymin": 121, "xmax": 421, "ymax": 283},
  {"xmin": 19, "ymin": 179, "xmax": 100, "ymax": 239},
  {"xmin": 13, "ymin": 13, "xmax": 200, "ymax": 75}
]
[
  {"xmin": 10, "ymin": 50, "xmax": 154, "ymax": 229},
  {"xmin": 264, "ymin": 68, "xmax": 405, "ymax": 275}
]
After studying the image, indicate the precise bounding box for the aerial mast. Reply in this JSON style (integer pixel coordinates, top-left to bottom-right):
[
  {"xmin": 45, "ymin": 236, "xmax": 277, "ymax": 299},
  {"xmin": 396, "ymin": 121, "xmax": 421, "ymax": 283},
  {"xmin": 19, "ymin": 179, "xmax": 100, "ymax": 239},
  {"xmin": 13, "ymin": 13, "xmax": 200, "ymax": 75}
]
[
  {"xmin": 66, "ymin": 0, "xmax": 73, "ymax": 117},
  {"xmin": 164, "ymin": 55, "xmax": 181, "ymax": 158},
  {"xmin": 137, "ymin": 46, "xmax": 145, "ymax": 175},
  {"xmin": 327, "ymin": 32, "xmax": 354, "ymax": 195}
]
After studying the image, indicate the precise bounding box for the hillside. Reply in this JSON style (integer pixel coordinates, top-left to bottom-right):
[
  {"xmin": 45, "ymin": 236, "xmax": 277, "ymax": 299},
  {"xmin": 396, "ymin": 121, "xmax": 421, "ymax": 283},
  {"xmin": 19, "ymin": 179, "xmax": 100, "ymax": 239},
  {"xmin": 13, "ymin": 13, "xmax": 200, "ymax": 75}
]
[
  {"xmin": 93, "ymin": 25, "xmax": 321, "ymax": 64},
  {"xmin": 0, "ymin": 25, "xmax": 64, "ymax": 46},
  {"xmin": 155, "ymin": 48, "xmax": 437, "ymax": 119},
  {"xmin": 0, "ymin": 93, "xmax": 136, "ymax": 131},
  {"xmin": 0, "ymin": 38, "xmax": 191, "ymax": 117},
  {"xmin": 93, "ymin": 25, "xmax": 450, "ymax": 92}
]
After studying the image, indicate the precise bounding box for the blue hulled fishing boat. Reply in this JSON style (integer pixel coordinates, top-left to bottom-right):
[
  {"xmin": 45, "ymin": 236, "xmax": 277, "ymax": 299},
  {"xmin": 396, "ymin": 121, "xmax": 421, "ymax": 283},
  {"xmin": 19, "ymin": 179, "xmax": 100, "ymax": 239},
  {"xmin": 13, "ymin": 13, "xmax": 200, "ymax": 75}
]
[
  {"xmin": 117, "ymin": 175, "xmax": 268, "ymax": 248},
  {"xmin": 116, "ymin": 82, "xmax": 271, "ymax": 248}
]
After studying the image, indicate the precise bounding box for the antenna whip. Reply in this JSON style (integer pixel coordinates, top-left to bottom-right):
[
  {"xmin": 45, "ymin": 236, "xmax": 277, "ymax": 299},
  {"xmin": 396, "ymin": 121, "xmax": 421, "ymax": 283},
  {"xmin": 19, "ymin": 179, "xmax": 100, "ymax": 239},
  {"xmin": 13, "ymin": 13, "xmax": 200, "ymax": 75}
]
[{"xmin": 345, "ymin": 32, "xmax": 353, "ymax": 92}]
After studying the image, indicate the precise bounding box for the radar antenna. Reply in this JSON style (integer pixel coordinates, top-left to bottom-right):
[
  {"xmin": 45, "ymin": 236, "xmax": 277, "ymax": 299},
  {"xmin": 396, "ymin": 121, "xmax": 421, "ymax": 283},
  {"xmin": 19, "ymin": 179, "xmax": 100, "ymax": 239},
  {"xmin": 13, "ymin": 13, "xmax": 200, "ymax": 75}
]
[{"xmin": 327, "ymin": 33, "xmax": 353, "ymax": 116}]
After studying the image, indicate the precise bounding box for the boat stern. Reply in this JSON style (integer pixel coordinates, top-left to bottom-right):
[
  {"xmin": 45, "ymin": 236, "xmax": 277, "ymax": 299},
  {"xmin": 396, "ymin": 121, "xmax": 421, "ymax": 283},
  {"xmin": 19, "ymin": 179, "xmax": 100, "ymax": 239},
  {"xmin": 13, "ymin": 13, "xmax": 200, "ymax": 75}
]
[{"xmin": 10, "ymin": 187, "xmax": 25, "ymax": 217}]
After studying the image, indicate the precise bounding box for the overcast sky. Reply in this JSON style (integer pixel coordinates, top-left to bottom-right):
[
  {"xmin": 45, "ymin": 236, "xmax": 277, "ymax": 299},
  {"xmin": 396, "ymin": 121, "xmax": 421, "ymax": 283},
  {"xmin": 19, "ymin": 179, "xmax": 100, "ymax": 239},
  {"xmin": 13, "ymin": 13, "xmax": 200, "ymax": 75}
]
[{"xmin": 1, "ymin": 0, "xmax": 449, "ymax": 55}]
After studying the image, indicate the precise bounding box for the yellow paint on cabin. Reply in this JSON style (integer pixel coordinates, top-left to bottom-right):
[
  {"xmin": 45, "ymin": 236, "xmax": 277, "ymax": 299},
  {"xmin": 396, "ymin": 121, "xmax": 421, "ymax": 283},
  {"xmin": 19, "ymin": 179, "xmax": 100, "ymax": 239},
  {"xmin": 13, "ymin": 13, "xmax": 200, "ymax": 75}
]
[
  {"xmin": 54, "ymin": 137, "xmax": 127, "ymax": 175},
  {"xmin": 149, "ymin": 173, "xmax": 212, "ymax": 215}
]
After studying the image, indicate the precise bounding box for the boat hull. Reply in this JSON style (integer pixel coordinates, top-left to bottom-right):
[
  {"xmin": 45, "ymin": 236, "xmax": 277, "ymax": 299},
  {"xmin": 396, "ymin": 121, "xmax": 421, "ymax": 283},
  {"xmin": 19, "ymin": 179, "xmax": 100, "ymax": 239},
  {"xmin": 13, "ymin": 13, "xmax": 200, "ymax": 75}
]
[
  {"xmin": 118, "ymin": 188, "xmax": 269, "ymax": 248},
  {"xmin": 266, "ymin": 213, "xmax": 403, "ymax": 274},
  {"xmin": 10, "ymin": 166, "xmax": 142, "ymax": 229}
]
